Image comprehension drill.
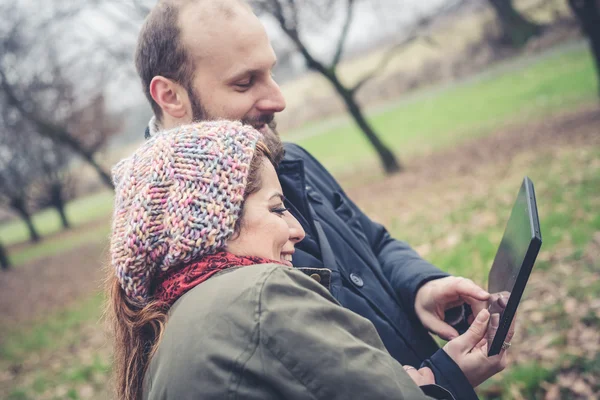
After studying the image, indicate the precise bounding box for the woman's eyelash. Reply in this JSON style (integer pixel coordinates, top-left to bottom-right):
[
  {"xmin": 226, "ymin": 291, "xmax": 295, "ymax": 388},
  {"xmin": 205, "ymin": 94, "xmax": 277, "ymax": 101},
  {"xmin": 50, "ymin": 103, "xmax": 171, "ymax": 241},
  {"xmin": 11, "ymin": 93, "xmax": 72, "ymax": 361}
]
[{"xmin": 271, "ymin": 206, "xmax": 288, "ymax": 215}]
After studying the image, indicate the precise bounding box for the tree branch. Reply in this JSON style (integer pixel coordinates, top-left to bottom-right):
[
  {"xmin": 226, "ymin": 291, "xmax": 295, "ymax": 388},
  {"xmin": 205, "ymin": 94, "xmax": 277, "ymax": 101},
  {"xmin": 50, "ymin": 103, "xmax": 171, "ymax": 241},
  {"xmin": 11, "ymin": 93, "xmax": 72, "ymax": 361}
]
[
  {"xmin": 351, "ymin": 34, "xmax": 420, "ymax": 94},
  {"xmin": 351, "ymin": 0, "xmax": 464, "ymax": 94},
  {"xmin": 332, "ymin": 0, "xmax": 355, "ymax": 68}
]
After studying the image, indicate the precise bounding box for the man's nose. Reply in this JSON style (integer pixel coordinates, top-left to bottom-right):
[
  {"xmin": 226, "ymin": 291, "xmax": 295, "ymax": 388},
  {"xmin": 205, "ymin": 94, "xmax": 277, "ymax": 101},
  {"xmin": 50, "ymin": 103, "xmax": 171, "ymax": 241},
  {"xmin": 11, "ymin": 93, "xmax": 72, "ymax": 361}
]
[{"xmin": 256, "ymin": 78, "xmax": 286, "ymax": 114}]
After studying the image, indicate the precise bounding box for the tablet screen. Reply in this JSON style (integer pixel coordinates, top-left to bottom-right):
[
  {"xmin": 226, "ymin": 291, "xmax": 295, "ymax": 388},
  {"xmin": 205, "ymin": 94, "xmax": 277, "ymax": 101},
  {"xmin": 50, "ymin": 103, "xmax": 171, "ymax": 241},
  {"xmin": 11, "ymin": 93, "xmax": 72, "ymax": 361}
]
[
  {"xmin": 489, "ymin": 185, "xmax": 532, "ymax": 291},
  {"xmin": 488, "ymin": 182, "xmax": 535, "ymax": 318}
]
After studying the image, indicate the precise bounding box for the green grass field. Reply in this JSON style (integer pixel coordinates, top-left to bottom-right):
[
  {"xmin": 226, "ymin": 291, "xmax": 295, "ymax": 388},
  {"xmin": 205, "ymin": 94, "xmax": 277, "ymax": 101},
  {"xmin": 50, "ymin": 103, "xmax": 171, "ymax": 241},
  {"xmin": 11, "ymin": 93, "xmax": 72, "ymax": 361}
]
[
  {"xmin": 294, "ymin": 44, "xmax": 598, "ymax": 173},
  {"xmin": 0, "ymin": 41, "xmax": 599, "ymax": 399},
  {"xmin": 0, "ymin": 190, "xmax": 113, "ymax": 247}
]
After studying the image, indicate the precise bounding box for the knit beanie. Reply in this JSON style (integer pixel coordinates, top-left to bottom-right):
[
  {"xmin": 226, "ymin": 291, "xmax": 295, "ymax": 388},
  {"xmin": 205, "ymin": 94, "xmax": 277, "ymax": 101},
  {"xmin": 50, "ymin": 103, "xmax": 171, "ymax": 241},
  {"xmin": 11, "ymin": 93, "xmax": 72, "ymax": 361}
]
[{"xmin": 110, "ymin": 120, "xmax": 262, "ymax": 303}]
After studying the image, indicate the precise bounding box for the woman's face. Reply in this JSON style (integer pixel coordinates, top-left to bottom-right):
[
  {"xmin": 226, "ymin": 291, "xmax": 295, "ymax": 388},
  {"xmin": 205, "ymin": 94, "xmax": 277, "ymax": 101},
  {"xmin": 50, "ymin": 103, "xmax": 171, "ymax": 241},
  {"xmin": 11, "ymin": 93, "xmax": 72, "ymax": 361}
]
[{"xmin": 226, "ymin": 158, "xmax": 305, "ymax": 266}]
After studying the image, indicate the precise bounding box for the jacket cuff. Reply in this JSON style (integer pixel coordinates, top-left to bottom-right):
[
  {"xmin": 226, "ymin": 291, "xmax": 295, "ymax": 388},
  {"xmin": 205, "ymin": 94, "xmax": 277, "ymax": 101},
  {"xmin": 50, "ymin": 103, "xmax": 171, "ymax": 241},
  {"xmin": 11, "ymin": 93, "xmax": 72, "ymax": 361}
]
[
  {"xmin": 420, "ymin": 384, "xmax": 456, "ymax": 399},
  {"xmin": 421, "ymin": 349, "xmax": 479, "ymax": 400}
]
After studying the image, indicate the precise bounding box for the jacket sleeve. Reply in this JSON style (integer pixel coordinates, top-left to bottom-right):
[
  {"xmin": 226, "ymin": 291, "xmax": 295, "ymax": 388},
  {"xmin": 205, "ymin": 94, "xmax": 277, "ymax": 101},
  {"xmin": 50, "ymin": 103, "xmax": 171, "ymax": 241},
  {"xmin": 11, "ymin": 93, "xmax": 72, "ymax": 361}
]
[
  {"xmin": 257, "ymin": 267, "xmax": 454, "ymax": 400},
  {"xmin": 291, "ymin": 143, "xmax": 449, "ymax": 314},
  {"xmin": 421, "ymin": 349, "xmax": 480, "ymax": 400}
]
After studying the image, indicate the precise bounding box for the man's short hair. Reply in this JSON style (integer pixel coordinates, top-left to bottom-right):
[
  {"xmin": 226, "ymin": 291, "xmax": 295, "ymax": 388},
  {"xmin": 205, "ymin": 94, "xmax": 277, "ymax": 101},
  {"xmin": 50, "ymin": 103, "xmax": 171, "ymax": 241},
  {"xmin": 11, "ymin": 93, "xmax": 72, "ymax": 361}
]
[{"xmin": 134, "ymin": 1, "xmax": 195, "ymax": 121}]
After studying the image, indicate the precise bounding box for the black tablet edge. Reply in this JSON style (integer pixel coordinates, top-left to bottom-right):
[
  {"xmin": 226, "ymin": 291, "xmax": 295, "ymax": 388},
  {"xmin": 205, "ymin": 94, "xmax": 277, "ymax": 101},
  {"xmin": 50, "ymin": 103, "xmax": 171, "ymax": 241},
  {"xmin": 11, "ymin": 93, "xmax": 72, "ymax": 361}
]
[{"xmin": 488, "ymin": 236, "xmax": 542, "ymax": 356}]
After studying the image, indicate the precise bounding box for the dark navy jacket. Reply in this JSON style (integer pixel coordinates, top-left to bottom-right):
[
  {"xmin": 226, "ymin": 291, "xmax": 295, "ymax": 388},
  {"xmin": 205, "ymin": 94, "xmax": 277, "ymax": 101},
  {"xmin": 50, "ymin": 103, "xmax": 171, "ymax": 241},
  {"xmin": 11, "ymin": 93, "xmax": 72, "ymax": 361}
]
[{"xmin": 279, "ymin": 143, "xmax": 478, "ymax": 400}]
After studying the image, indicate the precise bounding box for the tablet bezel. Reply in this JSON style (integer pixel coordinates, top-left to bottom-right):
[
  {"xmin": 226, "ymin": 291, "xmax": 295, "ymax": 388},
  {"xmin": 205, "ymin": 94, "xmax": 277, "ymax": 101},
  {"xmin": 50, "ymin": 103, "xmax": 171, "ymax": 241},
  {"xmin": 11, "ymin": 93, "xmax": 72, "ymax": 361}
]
[{"xmin": 488, "ymin": 177, "xmax": 542, "ymax": 356}]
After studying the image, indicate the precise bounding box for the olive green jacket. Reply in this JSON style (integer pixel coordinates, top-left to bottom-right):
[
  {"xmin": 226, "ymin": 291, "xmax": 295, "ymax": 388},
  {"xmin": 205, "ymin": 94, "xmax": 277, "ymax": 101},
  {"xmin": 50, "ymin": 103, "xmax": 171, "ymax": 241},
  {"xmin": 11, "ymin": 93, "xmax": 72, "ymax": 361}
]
[{"xmin": 143, "ymin": 264, "xmax": 448, "ymax": 399}]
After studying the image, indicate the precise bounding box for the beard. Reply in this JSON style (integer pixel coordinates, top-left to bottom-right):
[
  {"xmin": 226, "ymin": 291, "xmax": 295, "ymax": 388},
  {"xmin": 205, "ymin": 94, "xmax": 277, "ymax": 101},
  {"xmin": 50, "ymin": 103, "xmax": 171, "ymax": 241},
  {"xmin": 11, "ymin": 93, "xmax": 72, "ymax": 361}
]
[
  {"xmin": 186, "ymin": 85, "xmax": 284, "ymax": 162},
  {"xmin": 189, "ymin": 85, "xmax": 208, "ymax": 122}
]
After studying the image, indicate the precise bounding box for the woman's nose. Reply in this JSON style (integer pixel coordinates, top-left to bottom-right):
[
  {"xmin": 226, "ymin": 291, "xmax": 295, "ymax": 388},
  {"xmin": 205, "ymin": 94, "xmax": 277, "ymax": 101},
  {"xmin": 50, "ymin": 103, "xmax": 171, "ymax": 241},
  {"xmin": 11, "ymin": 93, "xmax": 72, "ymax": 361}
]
[{"xmin": 286, "ymin": 214, "xmax": 305, "ymax": 244}]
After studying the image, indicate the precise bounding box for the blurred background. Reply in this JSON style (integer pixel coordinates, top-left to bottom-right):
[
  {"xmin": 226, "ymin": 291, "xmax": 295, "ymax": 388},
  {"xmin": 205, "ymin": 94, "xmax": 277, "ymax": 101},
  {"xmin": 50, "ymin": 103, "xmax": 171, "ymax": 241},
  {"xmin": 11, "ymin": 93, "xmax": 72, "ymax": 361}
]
[{"xmin": 0, "ymin": 0, "xmax": 598, "ymax": 398}]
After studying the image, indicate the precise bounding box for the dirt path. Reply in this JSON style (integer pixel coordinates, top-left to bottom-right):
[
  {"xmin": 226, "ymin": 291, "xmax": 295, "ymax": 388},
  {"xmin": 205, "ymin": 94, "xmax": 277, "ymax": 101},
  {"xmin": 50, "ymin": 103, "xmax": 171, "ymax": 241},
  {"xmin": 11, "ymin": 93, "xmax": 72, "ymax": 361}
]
[{"xmin": 0, "ymin": 241, "xmax": 108, "ymax": 339}]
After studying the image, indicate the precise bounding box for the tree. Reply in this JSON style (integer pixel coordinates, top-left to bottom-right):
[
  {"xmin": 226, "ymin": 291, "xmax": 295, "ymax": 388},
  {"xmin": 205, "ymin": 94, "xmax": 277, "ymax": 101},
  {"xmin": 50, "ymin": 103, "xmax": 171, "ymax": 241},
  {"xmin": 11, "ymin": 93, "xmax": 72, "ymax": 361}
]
[
  {"xmin": 0, "ymin": 0, "xmax": 118, "ymax": 189},
  {"xmin": 568, "ymin": 0, "xmax": 600, "ymax": 96},
  {"xmin": 250, "ymin": 0, "xmax": 464, "ymax": 174},
  {"xmin": 0, "ymin": 241, "xmax": 10, "ymax": 270},
  {"xmin": 487, "ymin": 0, "xmax": 543, "ymax": 48},
  {"xmin": 251, "ymin": 0, "xmax": 404, "ymax": 173},
  {"xmin": 31, "ymin": 139, "xmax": 76, "ymax": 230},
  {"xmin": 0, "ymin": 111, "xmax": 42, "ymax": 243}
]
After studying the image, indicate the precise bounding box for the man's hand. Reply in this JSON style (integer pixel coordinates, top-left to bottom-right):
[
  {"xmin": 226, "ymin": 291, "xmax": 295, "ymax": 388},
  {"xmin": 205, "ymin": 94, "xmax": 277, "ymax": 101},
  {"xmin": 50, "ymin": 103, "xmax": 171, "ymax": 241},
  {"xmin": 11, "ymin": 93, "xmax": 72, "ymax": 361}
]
[
  {"xmin": 442, "ymin": 309, "xmax": 515, "ymax": 387},
  {"xmin": 415, "ymin": 277, "xmax": 490, "ymax": 340}
]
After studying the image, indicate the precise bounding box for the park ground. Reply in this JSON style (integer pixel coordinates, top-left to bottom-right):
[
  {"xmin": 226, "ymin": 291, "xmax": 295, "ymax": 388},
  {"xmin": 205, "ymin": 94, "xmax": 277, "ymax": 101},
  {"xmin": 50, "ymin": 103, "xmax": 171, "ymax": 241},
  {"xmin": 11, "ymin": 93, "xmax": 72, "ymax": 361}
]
[{"xmin": 0, "ymin": 42, "xmax": 599, "ymax": 399}]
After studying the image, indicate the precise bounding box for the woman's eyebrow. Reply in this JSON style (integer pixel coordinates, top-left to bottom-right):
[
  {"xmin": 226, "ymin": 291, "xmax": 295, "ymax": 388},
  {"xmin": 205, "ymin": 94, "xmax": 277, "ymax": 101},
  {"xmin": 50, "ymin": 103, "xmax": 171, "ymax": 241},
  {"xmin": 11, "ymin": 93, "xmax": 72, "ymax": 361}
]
[{"xmin": 269, "ymin": 192, "xmax": 285, "ymax": 202}]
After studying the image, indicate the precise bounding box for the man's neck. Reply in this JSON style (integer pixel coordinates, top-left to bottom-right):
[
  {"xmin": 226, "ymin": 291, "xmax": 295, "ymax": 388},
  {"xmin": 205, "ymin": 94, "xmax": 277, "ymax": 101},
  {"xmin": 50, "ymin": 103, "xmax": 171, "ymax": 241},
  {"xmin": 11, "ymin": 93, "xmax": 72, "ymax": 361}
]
[{"xmin": 147, "ymin": 116, "xmax": 162, "ymax": 137}]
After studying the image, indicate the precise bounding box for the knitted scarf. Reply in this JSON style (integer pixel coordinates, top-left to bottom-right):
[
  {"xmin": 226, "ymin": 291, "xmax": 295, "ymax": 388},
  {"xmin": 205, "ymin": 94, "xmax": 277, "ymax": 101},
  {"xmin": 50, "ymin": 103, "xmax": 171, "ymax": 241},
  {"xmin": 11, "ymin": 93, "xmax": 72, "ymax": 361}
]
[{"xmin": 155, "ymin": 251, "xmax": 279, "ymax": 306}]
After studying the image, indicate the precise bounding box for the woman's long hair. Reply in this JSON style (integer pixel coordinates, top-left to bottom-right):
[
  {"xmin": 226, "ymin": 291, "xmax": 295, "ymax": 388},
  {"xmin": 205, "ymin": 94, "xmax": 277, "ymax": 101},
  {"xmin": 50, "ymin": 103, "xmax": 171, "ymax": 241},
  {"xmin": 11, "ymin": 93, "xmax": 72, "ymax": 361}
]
[{"xmin": 106, "ymin": 138, "xmax": 281, "ymax": 400}]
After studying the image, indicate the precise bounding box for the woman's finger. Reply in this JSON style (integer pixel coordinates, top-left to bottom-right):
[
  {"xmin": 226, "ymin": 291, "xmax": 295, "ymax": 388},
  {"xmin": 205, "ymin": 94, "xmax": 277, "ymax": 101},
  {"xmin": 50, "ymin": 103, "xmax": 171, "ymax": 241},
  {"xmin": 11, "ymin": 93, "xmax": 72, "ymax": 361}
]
[{"xmin": 418, "ymin": 367, "xmax": 435, "ymax": 384}]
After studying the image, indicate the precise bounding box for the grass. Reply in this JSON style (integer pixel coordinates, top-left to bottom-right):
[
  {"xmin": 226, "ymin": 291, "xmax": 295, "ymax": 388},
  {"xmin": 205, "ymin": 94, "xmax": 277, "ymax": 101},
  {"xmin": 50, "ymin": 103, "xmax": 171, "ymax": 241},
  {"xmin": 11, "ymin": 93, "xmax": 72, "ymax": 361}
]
[
  {"xmin": 0, "ymin": 293, "xmax": 105, "ymax": 365},
  {"xmin": 371, "ymin": 145, "xmax": 600, "ymax": 398},
  {"xmin": 0, "ymin": 38, "xmax": 598, "ymax": 399},
  {"xmin": 0, "ymin": 190, "xmax": 113, "ymax": 247},
  {"xmin": 9, "ymin": 222, "xmax": 110, "ymax": 266},
  {"xmin": 294, "ymin": 45, "xmax": 598, "ymax": 173}
]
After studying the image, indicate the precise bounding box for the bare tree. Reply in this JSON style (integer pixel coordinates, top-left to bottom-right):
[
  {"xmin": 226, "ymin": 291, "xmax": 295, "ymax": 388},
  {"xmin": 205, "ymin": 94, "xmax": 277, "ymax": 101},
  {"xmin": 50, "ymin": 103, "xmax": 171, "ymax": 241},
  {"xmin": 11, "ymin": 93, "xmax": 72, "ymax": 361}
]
[
  {"xmin": 568, "ymin": 0, "xmax": 600, "ymax": 96},
  {"xmin": 0, "ymin": 111, "xmax": 41, "ymax": 243},
  {"xmin": 487, "ymin": 0, "xmax": 543, "ymax": 47},
  {"xmin": 249, "ymin": 0, "xmax": 465, "ymax": 174},
  {"xmin": 0, "ymin": 0, "xmax": 118, "ymax": 189},
  {"xmin": 31, "ymin": 139, "xmax": 76, "ymax": 230}
]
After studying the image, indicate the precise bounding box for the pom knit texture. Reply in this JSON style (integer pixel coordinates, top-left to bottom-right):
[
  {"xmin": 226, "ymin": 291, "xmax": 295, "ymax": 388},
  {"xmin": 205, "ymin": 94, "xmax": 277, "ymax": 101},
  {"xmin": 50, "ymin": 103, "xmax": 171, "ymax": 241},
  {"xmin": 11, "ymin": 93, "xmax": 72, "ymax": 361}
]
[{"xmin": 110, "ymin": 120, "xmax": 261, "ymax": 303}]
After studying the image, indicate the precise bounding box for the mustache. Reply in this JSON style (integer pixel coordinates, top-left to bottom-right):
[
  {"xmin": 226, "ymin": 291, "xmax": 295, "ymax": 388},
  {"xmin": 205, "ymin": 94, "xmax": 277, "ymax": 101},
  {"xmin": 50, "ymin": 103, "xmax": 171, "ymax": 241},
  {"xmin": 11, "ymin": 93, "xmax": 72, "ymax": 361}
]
[{"xmin": 242, "ymin": 114, "xmax": 274, "ymax": 127}]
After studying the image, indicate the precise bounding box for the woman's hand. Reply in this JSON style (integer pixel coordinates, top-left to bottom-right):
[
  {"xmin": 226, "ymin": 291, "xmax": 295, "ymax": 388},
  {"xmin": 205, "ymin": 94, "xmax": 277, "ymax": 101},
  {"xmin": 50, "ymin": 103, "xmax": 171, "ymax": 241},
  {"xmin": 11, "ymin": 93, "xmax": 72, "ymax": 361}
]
[
  {"xmin": 403, "ymin": 365, "xmax": 436, "ymax": 386},
  {"xmin": 442, "ymin": 309, "xmax": 515, "ymax": 387}
]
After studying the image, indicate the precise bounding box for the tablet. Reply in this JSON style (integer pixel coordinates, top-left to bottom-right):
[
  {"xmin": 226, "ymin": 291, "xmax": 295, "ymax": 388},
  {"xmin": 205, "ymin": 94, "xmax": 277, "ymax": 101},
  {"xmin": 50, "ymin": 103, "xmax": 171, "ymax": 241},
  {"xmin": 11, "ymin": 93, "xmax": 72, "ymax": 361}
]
[{"xmin": 487, "ymin": 177, "xmax": 542, "ymax": 356}]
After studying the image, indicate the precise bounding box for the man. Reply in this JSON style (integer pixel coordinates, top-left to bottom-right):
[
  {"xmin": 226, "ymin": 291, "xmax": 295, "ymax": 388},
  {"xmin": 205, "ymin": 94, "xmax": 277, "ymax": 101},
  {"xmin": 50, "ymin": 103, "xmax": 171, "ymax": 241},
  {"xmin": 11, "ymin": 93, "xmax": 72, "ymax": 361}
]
[{"xmin": 135, "ymin": 1, "xmax": 513, "ymax": 398}]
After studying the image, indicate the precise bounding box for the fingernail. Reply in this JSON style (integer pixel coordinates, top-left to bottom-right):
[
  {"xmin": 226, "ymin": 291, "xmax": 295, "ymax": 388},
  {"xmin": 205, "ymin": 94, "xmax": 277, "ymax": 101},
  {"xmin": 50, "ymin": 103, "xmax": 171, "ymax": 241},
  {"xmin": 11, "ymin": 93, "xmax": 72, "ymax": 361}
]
[
  {"xmin": 480, "ymin": 290, "xmax": 489, "ymax": 297},
  {"xmin": 498, "ymin": 295, "xmax": 508, "ymax": 308},
  {"xmin": 491, "ymin": 313, "xmax": 500, "ymax": 328},
  {"xmin": 476, "ymin": 310, "xmax": 489, "ymax": 322}
]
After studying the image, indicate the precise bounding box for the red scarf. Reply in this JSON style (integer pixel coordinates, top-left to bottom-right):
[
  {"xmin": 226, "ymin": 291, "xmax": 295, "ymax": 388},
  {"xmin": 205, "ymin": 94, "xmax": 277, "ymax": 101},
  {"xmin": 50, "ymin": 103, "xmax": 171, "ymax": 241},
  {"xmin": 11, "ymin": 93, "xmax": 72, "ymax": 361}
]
[{"xmin": 155, "ymin": 252, "xmax": 279, "ymax": 306}]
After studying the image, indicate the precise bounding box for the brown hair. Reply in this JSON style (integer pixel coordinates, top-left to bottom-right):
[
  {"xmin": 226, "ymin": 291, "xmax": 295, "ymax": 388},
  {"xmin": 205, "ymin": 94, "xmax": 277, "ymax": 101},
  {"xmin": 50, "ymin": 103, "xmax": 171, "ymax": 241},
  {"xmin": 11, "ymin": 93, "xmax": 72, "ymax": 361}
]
[
  {"xmin": 134, "ymin": 1, "xmax": 196, "ymax": 120},
  {"xmin": 106, "ymin": 138, "xmax": 283, "ymax": 400}
]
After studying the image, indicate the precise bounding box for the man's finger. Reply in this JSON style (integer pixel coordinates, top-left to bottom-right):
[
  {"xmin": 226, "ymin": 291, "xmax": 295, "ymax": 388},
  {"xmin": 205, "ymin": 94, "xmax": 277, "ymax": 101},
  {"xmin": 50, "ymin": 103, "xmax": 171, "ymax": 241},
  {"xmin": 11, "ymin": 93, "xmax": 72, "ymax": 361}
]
[
  {"xmin": 454, "ymin": 278, "xmax": 490, "ymax": 300},
  {"xmin": 422, "ymin": 313, "xmax": 460, "ymax": 340},
  {"xmin": 453, "ymin": 309, "xmax": 490, "ymax": 350},
  {"xmin": 437, "ymin": 278, "xmax": 489, "ymax": 303},
  {"xmin": 463, "ymin": 296, "xmax": 489, "ymax": 323}
]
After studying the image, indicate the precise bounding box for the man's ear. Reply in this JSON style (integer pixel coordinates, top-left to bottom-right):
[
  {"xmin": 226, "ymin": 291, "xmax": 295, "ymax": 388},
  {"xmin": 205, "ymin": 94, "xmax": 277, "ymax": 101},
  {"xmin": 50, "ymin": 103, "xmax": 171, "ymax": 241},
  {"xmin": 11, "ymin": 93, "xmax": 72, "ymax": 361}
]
[{"xmin": 149, "ymin": 76, "xmax": 188, "ymax": 119}]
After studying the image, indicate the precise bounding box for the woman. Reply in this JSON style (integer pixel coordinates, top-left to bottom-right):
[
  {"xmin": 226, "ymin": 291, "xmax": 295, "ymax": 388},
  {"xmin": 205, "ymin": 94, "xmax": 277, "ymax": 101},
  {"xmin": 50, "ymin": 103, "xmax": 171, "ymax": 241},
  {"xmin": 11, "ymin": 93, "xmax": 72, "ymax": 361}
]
[{"xmin": 106, "ymin": 120, "xmax": 468, "ymax": 399}]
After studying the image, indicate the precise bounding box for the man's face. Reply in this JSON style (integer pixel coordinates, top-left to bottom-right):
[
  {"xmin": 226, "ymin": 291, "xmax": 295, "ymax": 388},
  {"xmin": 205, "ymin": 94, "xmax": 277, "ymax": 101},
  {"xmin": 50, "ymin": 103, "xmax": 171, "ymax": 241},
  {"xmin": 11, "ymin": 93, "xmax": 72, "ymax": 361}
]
[{"xmin": 179, "ymin": 2, "xmax": 286, "ymax": 138}]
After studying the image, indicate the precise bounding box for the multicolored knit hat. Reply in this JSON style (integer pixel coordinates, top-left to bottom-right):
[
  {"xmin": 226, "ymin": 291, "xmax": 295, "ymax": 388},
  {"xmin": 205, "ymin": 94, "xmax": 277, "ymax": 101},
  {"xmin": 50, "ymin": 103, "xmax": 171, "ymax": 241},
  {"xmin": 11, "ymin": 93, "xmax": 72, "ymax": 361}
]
[{"xmin": 110, "ymin": 120, "xmax": 262, "ymax": 303}]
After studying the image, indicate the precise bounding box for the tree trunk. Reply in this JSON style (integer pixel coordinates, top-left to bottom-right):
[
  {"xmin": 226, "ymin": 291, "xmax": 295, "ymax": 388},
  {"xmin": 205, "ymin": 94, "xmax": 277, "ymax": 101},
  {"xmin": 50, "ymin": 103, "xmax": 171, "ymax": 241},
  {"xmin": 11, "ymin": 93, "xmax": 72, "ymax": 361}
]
[
  {"xmin": 0, "ymin": 243, "xmax": 10, "ymax": 270},
  {"xmin": 488, "ymin": 0, "xmax": 542, "ymax": 47},
  {"xmin": 568, "ymin": 0, "xmax": 600, "ymax": 96},
  {"xmin": 81, "ymin": 151, "xmax": 113, "ymax": 189},
  {"xmin": 10, "ymin": 198, "xmax": 40, "ymax": 243},
  {"xmin": 325, "ymin": 72, "xmax": 402, "ymax": 174},
  {"xmin": 50, "ymin": 183, "xmax": 70, "ymax": 229}
]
